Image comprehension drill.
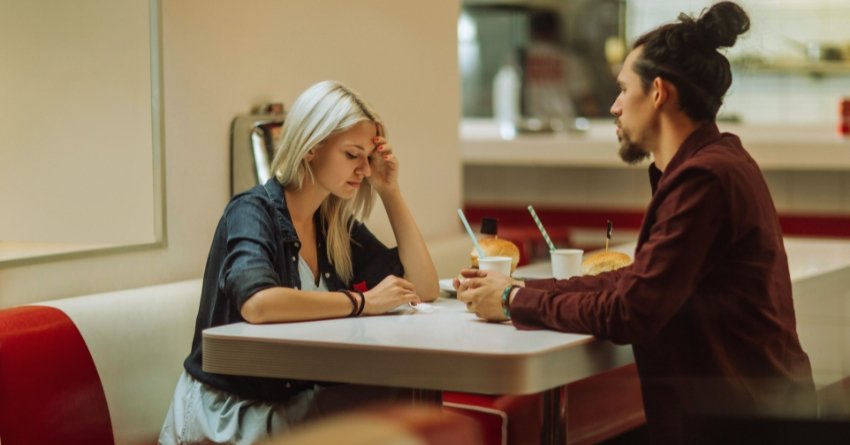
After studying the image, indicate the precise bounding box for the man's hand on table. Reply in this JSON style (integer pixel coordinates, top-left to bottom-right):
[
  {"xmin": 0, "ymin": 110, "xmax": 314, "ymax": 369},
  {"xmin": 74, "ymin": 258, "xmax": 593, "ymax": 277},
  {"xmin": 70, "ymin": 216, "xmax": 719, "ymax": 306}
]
[{"xmin": 456, "ymin": 268, "xmax": 520, "ymax": 322}]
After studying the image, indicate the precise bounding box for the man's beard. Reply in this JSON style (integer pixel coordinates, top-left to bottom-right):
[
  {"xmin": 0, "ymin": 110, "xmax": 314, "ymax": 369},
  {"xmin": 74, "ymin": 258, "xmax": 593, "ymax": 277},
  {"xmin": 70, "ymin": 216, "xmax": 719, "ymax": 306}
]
[{"xmin": 617, "ymin": 128, "xmax": 650, "ymax": 165}]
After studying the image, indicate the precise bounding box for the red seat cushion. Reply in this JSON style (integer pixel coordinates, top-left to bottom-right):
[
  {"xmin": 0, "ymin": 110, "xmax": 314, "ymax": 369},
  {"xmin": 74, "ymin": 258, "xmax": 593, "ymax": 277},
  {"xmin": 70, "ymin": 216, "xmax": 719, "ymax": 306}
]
[
  {"xmin": 0, "ymin": 305, "xmax": 113, "ymax": 445},
  {"xmin": 444, "ymin": 365, "xmax": 645, "ymax": 445},
  {"xmin": 443, "ymin": 392, "xmax": 543, "ymax": 445}
]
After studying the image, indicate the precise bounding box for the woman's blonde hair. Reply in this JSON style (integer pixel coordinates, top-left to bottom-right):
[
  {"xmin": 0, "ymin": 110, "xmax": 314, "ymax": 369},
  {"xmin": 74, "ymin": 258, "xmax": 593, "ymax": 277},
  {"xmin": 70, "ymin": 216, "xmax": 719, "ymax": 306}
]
[{"xmin": 270, "ymin": 80, "xmax": 381, "ymax": 284}]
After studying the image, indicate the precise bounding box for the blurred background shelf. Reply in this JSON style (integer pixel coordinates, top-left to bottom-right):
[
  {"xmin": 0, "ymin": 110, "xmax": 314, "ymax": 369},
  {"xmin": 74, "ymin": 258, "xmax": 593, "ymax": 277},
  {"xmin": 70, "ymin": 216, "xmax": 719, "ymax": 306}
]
[
  {"xmin": 461, "ymin": 119, "xmax": 850, "ymax": 171},
  {"xmin": 733, "ymin": 60, "xmax": 850, "ymax": 77}
]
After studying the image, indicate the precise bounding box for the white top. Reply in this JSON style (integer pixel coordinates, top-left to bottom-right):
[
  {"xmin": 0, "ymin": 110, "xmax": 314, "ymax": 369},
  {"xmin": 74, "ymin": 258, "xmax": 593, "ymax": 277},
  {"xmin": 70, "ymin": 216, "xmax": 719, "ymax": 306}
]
[{"xmin": 298, "ymin": 255, "xmax": 328, "ymax": 292}]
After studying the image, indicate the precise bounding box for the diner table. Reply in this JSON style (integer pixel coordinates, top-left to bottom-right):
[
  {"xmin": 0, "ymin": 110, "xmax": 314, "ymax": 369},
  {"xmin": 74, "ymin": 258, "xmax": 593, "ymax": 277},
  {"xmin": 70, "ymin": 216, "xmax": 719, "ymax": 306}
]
[
  {"xmin": 203, "ymin": 237, "xmax": 850, "ymax": 444},
  {"xmin": 203, "ymin": 293, "xmax": 634, "ymax": 444}
]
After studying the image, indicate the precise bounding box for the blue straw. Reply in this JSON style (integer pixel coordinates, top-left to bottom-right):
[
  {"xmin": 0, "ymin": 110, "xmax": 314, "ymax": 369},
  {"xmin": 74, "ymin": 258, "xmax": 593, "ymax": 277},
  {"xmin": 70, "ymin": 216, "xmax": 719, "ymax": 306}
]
[{"xmin": 457, "ymin": 208, "xmax": 486, "ymax": 259}]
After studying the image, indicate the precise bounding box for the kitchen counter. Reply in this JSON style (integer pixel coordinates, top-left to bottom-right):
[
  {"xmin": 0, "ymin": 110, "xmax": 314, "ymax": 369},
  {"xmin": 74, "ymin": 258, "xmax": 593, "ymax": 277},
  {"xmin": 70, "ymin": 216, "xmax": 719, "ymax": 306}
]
[{"xmin": 461, "ymin": 119, "xmax": 850, "ymax": 171}]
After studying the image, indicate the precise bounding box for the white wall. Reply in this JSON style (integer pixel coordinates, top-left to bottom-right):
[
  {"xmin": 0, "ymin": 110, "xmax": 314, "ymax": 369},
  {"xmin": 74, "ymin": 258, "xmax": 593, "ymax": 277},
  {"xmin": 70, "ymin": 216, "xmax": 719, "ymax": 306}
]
[
  {"xmin": 626, "ymin": 0, "xmax": 850, "ymax": 125},
  {"xmin": 0, "ymin": 0, "xmax": 461, "ymax": 307},
  {"xmin": 0, "ymin": 0, "xmax": 154, "ymax": 245}
]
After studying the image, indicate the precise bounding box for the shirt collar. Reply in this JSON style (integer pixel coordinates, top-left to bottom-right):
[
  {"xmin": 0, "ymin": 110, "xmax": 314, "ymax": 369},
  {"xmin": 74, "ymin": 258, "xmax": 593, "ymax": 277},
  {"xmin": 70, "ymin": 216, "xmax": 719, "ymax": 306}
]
[
  {"xmin": 648, "ymin": 121, "xmax": 722, "ymax": 193},
  {"xmin": 263, "ymin": 178, "xmax": 327, "ymax": 245},
  {"xmin": 263, "ymin": 178, "xmax": 298, "ymax": 241}
]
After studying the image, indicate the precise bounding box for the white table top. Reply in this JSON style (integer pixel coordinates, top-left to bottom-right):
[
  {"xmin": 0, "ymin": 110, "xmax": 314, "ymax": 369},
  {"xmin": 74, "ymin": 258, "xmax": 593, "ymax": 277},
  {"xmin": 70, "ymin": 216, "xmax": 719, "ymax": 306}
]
[
  {"xmin": 203, "ymin": 237, "xmax": 850, "ymax": 394},
  {"xmin": 203, "ymin": 297, "xmax": 634, "ymax": 395}
]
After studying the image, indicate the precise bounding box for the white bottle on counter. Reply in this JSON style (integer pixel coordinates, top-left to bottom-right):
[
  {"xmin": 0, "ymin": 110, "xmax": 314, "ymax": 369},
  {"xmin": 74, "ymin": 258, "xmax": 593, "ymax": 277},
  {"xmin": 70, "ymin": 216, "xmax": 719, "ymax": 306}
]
[{"xmin": 493, "ymin": 61, "xmax": 520, "ymax": 139}]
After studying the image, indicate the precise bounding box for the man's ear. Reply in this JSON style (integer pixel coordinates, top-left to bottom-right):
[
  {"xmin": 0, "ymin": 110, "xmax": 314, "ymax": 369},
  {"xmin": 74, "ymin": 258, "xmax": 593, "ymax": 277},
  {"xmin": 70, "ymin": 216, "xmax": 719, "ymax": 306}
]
[{"xmin": 651, "ymin": 76, "xmax": 675, "ymax": 110}]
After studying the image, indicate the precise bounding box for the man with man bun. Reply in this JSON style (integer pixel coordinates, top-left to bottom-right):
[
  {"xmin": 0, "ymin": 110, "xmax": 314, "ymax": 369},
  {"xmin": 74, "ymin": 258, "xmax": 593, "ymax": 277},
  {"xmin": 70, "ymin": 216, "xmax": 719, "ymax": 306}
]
[{"xmin": 458, "ymin": 2, "xmax": 816, "ymax": 442}]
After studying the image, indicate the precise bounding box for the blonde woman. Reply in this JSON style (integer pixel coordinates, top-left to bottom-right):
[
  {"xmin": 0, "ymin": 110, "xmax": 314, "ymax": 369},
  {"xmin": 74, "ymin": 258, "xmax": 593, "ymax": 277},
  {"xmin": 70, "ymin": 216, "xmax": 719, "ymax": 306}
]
[{"xmin": 160, "ymin": 80, "xmax": 439, "ymax": 445}]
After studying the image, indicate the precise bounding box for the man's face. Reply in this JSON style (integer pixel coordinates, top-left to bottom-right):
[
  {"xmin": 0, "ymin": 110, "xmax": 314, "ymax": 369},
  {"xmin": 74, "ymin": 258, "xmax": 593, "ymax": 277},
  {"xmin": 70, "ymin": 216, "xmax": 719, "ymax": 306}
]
[{"xmin": 610, "ymin": 48, "xmax": 655, "ymax": 165}]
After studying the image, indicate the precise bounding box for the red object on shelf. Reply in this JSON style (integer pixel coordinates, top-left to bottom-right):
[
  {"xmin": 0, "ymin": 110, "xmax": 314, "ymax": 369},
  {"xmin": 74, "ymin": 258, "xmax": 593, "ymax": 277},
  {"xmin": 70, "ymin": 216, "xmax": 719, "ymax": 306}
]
[{"xmin": 840, "ymin": 97, "xmax": 850, "ymax": 137}]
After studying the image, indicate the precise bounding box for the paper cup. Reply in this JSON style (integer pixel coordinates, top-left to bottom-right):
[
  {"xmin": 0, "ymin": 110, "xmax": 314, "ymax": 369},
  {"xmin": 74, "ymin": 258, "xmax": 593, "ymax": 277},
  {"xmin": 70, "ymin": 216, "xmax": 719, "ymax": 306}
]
[
  {"xmin": 551, "ymin": 249, "xmax": 583, "ymax": 279},
  {"xmin": 478, "ymin": 256, "xmax": 513, "ymax": 276}
]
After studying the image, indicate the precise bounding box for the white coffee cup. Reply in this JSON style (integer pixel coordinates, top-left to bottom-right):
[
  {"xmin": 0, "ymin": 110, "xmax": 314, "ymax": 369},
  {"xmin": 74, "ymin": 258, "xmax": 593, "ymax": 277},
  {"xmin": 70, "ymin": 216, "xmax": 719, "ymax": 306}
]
[
  {"xmin": 551, "ymin": 248, "xmax": 583, "ymax": 279},
  {"xmin": 478, "ymin": 256, "xmax": 513, "ymax": 276}
]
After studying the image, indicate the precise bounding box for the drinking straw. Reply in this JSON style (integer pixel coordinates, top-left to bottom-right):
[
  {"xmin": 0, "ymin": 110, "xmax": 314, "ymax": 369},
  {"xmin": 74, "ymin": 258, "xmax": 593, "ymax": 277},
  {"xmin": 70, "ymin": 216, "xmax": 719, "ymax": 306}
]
[
  {"xmin": 527, "ymin": 205, "xmax": 557, "ymax": 252},
  {"xmin": 605, "ymin": 219, "xmax": 613, "ymax": 251},
  {"xmin": 457, "ymin": 208, "xmax": 486, "ymax": 259}
]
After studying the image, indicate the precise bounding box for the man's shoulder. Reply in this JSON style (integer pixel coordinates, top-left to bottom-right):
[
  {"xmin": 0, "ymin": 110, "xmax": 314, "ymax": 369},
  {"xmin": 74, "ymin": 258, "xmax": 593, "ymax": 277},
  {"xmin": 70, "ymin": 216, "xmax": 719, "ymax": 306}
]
[
  {"xmin": 674, "ymin": 135, "xmax": 763, "ymax": 196},
  {"xmin": 687, "ymin": 134, "xmax": 750, "ymax": 169}
]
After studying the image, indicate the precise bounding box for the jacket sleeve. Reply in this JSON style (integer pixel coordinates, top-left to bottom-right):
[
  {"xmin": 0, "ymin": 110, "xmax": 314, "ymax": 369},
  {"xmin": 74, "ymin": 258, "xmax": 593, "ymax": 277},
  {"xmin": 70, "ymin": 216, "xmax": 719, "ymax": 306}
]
[
  {"xmin": 349, "ymin": 219, "xmax": 404, "ymax": 289},
  {"xmin": 511, "ymin": 168, "xmax": 728, "ymax": 344},
  {"xmin": 221, "ymin": 196, "xmax": 282, "ymax": 310}
]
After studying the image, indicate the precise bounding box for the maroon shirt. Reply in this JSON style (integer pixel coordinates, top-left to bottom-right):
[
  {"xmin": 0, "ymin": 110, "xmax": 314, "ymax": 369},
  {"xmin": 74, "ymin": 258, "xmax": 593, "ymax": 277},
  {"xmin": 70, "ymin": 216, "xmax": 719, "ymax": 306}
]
[{"xmin": 511, "ymin": 123, "xmax": 816, "ymax": 443}]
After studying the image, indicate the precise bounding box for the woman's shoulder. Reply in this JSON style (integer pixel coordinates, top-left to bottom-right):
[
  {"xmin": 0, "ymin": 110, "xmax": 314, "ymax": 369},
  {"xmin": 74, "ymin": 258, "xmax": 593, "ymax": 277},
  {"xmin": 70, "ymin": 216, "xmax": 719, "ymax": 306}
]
[{"xmin": 223, "ymin": 183, "xmax": 278, "ymax": 217}]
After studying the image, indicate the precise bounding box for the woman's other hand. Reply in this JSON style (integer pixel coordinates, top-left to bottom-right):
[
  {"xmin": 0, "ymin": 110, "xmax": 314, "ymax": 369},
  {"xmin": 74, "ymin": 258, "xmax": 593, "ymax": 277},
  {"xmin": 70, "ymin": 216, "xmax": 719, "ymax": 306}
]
[
  {"xmin": 362, "ymin": 275, "xmax": 421, "ymax": 315},
  {"xmin": 367, "ymin": 122, "xmax": 399, "ymax": 196}
]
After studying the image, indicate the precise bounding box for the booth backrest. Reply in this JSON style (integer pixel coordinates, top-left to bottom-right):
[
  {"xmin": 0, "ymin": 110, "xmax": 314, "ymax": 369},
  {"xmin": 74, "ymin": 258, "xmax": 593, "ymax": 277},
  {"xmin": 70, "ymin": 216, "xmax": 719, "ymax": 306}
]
[
  {"xmin": 0, "ymin": 305, "xmax": 114, "ymax": 445},
  {"xmin": 0, "ymin": 279, "xmax": 201, "ymax": 445}
]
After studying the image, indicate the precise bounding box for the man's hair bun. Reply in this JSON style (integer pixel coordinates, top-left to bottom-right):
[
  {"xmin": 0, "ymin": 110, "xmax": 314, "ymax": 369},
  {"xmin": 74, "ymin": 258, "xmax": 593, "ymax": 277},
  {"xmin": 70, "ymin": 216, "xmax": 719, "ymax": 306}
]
[
  {"xmin": 695, "ymin": 1, "xmax": 750, "ymax": 50},
  {"xmin": 631, "ymin": 1, "xmax": 750, "ymax": 122}
]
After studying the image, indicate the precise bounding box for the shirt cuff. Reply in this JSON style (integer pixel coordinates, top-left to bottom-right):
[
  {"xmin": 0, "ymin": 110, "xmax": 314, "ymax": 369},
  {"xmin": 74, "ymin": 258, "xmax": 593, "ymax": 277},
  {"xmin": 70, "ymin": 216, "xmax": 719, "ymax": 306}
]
[{"xmin": 510, "ymin": 286, "xmax": 549, "ymax": 330}]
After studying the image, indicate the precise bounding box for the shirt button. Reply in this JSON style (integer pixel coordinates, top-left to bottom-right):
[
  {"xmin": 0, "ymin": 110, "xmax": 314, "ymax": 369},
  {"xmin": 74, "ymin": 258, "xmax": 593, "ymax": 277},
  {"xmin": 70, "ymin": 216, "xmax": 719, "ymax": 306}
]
[
  {"xmin": 286, "ymin": 382, "xmax": 291, "ymax": 388},
  {"xmin": 294, "ymin": 242, "xmax": 300, "ymax": 248},
  {"xmin": 291, "ymin": 256, "xmax": 297, "ymax": 262},
  {"xmin": 324, "ymin": 272, "xmax": 330, "ymax": 278}
]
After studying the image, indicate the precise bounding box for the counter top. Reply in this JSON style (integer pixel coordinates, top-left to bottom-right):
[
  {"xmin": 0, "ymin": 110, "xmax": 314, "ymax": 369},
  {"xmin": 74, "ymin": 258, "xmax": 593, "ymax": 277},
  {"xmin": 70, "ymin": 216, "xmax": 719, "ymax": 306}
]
[
  {"xmin": 461, "ymin": 119, "xmax": 850, "ymax": 170},
  {"xmin": 515, "ymin": 237, "xmax": 850, "ymax": 283},
  {"xmin": 514, "ymin": 237, "xmax": 850, "ymax": 388}
]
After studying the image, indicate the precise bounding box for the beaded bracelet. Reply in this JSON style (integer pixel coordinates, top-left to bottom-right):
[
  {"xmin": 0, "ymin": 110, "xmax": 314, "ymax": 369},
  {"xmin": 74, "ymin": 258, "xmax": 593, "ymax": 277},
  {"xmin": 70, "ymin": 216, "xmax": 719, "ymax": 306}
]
[
  {"xmin": 340, "ymin": 290, "xmax": 359, "ymax": 317},
  {"xmin": 501, "ymin": 285, "xmax": 513, "ymax": 320}
]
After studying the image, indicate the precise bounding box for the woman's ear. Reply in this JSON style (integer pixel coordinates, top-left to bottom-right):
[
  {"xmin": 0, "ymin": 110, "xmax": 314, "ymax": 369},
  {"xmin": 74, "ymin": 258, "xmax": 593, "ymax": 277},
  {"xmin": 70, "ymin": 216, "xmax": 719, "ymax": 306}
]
[{"xmin": 304, "ymin": 149, "xmax": 316, "ymax": 162}]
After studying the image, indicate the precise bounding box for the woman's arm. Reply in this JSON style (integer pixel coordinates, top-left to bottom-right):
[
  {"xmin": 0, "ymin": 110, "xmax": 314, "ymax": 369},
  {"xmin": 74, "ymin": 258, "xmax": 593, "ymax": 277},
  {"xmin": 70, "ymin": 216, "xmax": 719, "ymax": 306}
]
[
  {"xmin": 380, "ymin": 189, "xmax": 440, "ymax": 302},
  {"xmin": 242, "ymin": 274, "xmax": 421, "ymax": 323},
  {"xmin": 368, "ymin": 129, "xmax": 439, "ymax": 302},
  {"xmin": 241, "ymin": 288, "xmax": 355, "ymax": 323}
]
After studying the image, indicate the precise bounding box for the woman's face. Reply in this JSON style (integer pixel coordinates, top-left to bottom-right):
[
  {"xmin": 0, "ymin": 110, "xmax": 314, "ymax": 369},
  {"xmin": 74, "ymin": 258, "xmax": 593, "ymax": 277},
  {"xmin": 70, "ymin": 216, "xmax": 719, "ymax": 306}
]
[{"xmin": 308, "ymin": 120, "xmax": 378, "ymax": 199}]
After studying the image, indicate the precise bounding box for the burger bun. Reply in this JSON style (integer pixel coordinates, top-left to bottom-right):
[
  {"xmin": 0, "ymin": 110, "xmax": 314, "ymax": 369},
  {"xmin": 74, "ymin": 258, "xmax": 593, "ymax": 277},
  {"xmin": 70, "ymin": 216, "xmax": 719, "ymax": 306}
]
[
  {"xmin": 471, "ymin": 238, "xmax": 521, "ymax": 272},
  {"xmin": 581, "ymin": 251, "xmax": 633, "ymax": 276}
]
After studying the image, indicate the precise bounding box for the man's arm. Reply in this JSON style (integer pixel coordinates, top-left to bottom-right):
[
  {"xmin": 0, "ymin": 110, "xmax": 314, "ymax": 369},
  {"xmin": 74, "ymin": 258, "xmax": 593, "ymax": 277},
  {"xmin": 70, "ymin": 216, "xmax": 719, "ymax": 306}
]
[{"xmin": 510, "ymin": 169, "xmax": 727, "ymax": 344}]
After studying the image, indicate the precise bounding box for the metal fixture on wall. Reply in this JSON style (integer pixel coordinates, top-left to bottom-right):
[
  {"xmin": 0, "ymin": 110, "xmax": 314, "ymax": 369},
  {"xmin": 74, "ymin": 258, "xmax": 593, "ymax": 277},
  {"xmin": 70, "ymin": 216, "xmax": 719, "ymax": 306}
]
[{"xmin": 230, "ymin": 103, "xmax": 285, "ymax": 196}]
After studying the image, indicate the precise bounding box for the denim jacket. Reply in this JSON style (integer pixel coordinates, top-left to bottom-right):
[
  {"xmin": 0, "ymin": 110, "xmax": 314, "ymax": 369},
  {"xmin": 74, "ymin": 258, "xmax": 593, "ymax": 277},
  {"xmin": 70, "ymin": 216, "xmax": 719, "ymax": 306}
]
[{"xmin": 184, "ymin": 179, "xmax": 403, "ymax": 402}]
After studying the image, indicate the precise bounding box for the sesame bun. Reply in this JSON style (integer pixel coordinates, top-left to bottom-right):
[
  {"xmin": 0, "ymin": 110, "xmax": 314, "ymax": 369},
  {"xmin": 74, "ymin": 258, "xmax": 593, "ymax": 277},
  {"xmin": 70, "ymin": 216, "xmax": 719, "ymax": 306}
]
[
  {"xmin": 470, "ymin": 238, "xmax": 521, "ymax": 272},
  {"xmin": 581, "ymin": 251, "xmax": 633, "ymax": 276}
]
